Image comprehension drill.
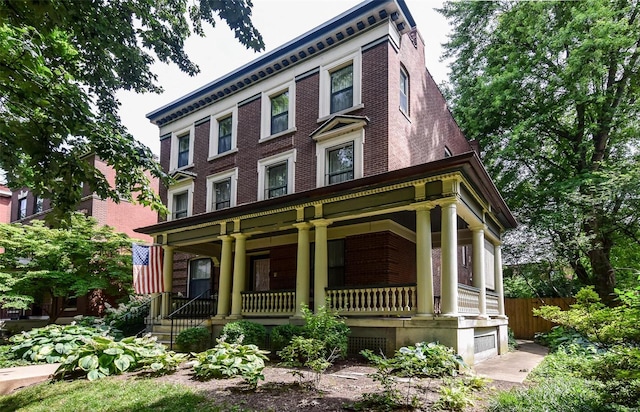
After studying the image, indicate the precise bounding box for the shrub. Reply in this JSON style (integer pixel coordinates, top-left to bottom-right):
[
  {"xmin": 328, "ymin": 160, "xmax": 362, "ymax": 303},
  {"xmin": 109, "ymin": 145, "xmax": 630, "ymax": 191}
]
[
  {"xmin": 300, "ymin": 304, "xmax": 349, "ymax": 358},
  {"xmin": 192, "ymin": 338, "xmax": 270, "ymax": 389},
  {"xmin": 384, "ymin": 342, "xmax": 466, "ymax": 378},
  {"xmin": 175, "ymin": 327, "xmax": 211, "ymax": 353},
  {"xmin": 270, "ymin": 324, "xmax": 303, "ymax": 352},
  {"xmin": 278, "ymin": 336, "xmax": 338, "ymax": 387},
  {"xmin": 9, "ymin": 323, "xmax": 112, "ymax": 363},
  {"xmin": 585, "ymin": 346, "xmax": 640, "ymax": 407},
  {"xmin": 222, "ymin": 321, "xmax": 266, "ymax": 347},
  {"xmin": 56, "ymin": 335, "xmax": 187, "ymax": 381},
  {"xmin": 535, "ymin": 325, "xmax": 594, "ymax": 352},
  {"xmin": 433, "ymin": 379, "xmax": 474, "ymax": 412}
]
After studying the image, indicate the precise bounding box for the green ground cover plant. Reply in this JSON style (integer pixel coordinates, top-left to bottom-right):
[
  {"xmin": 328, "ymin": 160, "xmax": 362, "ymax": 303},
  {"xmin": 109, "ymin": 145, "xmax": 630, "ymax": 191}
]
[{"xmin": 192, "ymin": 337, "xmax": 270, "ymax": 389}]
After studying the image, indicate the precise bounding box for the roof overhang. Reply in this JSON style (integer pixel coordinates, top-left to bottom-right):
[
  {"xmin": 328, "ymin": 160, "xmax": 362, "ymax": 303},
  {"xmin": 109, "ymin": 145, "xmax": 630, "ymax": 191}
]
[{"xmin": 146, "ymin": 0, "xmax": 415, "ymax": 127}]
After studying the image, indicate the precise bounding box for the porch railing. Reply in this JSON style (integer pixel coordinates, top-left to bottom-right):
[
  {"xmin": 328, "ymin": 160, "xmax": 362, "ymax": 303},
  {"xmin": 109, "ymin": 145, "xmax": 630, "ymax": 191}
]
[
  {"xmin": 486, "ymin": 291, "xmax": 500, "ymax": 316},
  {"xmin": 167, "ymin": 290, "xmax": 217, "ymax": 349},
  {"xmin": 241, "ymin": 290, "xmax": 296, "ymax": 316},
  {"xmin": 458, "ymin": 284, "xmax": 480, "ymax": 315},
  {"xmin": 326, "ymin": 284, "xmax": 417, "ymax": 316}
]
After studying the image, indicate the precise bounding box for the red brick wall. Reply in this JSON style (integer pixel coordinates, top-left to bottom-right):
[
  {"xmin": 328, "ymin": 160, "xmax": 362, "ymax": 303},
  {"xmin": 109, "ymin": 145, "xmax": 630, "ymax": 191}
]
[{"xmin": 294, "ymin": 74, "xmax": 320, "ymax": 192}]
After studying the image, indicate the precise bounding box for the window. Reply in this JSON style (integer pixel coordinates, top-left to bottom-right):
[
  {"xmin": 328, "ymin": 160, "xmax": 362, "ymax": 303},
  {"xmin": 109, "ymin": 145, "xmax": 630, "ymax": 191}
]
[
  {"xmin": 328, "ymin": 239, "xmax": 345, "ymax": 287},
  {"xmin": 260, "ymin": 82, "xmax": 295, "ymax": 140},
  {"xmin": 170, "ymin": 126, "xmax": 194, "ymax": 171},
  {"xmin": 400, "ymin": 67, "xmax": 409, "ymax": 114},
  {"xmin": 177, "ymin": 134, "xmax": 190, "ymax": 168},
  {"xmin": 326, "ymin": 142, "xmax": 354, "ymax": 184},
  {"xmin": 330, "ymin": 65, "xmax": 353, "ymax": 114},
  {"xmin": 189, "ymin": 258, "xmax": 212, "ymax": 298},
  {"xmin": 17, "ymin": 198, "xmax": 27, "ymax": 219},
  {"xmin": 167, "ymin": 179, "xmax": 194, "ymax": 220},
  {"xmin": 257, "ymin": 149, "xmax": 296, "ymax": 201},
  {"xmin": 206, "ymin": 168, "xmax": 237, "ymax": 212},
  {"xmin": 319, "ymin": 52, "xmax": 362, "ymax": 118},
  {"xmin": 33, "ymin": 197, "xmax": 43, "ymax": 214},
  {"xmin": 218, "ymin": 116, "xmax": 232, "ymax": 154},
  {"xmin": 209, "ymin": 107, "xmax": 237, "ymax": 159},
  {"xmin": 173, "ymin": 192, "xmax": 188, "ymax": 219}
]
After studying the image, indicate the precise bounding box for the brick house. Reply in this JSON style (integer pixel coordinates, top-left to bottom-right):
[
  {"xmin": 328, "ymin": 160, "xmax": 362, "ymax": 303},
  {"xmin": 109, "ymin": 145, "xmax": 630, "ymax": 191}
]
[
  {"xmin": 136, "ymin": 0, "xmax": 516, "ymax": 363},
  {"xmin": 8, "ymin": 154, "xmax": 159, "ymax": 320},
  {"xmin": 0, "ymin": 184, "xmax": 10, "ymax": 224}
]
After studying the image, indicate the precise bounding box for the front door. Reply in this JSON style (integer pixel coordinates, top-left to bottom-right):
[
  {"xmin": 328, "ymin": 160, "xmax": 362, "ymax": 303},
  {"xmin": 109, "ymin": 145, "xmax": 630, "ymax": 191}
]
[
  {"xmin": 189, "ymin": 258, "xmax": 212, "ymax": 298},
  {"xmin": 252, "ymin": 257, "xmax": 270, "ymax": 291}
]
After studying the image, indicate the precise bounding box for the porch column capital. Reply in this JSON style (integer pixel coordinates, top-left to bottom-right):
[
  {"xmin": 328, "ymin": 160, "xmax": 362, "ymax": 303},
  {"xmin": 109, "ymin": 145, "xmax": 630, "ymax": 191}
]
[
  {"xmin": 311, "ymin": 218, "xmax": 332, "ymax": 228},
  {"xmin": 469, "ymin": 223, "xmax": 487, "ymax": 233},
  {"xmin": 231, "ymin": 232, "xmax": 249, "ymax": 241},
  {"xmin": 293, "ymin": 222, "xmax": 313, "ymax": 231},
  {"xmin": 412, "ymin": 201, "xmax": 435, "ymax": 212}
]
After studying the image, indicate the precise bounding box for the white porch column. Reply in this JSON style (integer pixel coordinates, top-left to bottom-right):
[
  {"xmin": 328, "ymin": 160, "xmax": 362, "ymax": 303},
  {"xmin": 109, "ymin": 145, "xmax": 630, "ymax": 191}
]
[
  {"xmin": 313, "ymin": 220, "xmax": 330, "ymax": 312},
  {"xmin": 229, "ymin": 233, "xmax": 247, "ymax": 319},
  {"xmin": 494, "ymin": 243, "xmax": 506, "ymax": 317},
  {"xmin": 293, "ymin": 223, "xmax": 312, "ymax": 318},
  {"xmin": 215, "ymin": 235, "xmax": 234, "ymax": 318},
  {"xmin": 414, "ymin": 204, "xmax": 435, "ymax": 317},
  {"xmin": 471, "ymin": 225, "xmax": 487, "ymax": 317},
  {"xmin": 161, "ymin": 245, "xmax": 174, "ymax": 317},
  {"xmin": 440, "ymin": 199, "xmax": 459, "ymax": 316}
]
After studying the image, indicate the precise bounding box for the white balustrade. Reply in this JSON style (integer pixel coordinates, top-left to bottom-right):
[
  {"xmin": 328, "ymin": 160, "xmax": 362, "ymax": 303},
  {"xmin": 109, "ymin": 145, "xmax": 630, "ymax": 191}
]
[
  {"xmin": 457, "ymin": 285, "xmax": 480, "ymax": 315},
  {"xmin": 326, "ymin": 285, "xmax": 417, "ymax": 316},
  {"xmin": 486, "ymin": 292, "xmax": 500, "ymax": 316},
  {"xmin": 241, "ymin": 291, "xmax": 296, "ymax": 316}
]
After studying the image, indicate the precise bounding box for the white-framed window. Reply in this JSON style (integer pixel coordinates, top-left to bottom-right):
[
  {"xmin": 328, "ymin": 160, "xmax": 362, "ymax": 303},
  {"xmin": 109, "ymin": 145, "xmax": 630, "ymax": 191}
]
[
  {"xmin": 206, "ymin": 168, "xmax": 238, "ymax": 212},
  {"xmin": 399, "ymin": 66, "xmax": 409, "ymax": 115},
  {"xmin": 257, "ymin": 149, "xmax": 296, "ymax": 200},
  {"xmin": 319, "ymin": 52, "xmax": 362, "ymax": 119},
  {"xmin": 209, "ymin": 107, "xmax": 237, "ymax": 159},
  {"xmin": 315, "ymin": 129, "xmax": 363, "ymax": 187},
  {"xmin": 167, "ymin": 179, "xmax": 194, "ymax": 220},
  {"xmin": 170, "ymin": 125, "xmax": 195, "ymax": 171},
  {"xmin": 17, "ymin": 197, "xmax": 27, "ymax": 219},
  {"xmin": 260, "ymin": 81, "xmax": 295, "ymax": 141}
]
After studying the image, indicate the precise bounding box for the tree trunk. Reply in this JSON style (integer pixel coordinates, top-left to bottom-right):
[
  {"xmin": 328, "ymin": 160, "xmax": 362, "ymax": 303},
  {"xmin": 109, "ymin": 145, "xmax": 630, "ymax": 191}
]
[{"xmin": 588, "ymin": 247, "xmax": 616, "ymax": 305}]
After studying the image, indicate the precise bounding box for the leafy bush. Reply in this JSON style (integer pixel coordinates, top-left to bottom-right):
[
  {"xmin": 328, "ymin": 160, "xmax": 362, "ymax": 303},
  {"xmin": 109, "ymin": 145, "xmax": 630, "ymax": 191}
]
[
  {"xmin": 222, "ymin": 321, "xmax": 266, "ymax": 347},
  {"xmin": 365, "ymin": 342, "xmax": 466, "ymax": 378},
  {"xmin": 175, "ymin": 327, "xmax": 211, "ymax": 353},
  {"xmin": 278, "ymin": 336, "xmax": 339, "ymax": 387},
  {"xmin": 269, "ymin": 324, "xmax": 303, "ymax": 352},
  {"xmin": 56, "ymin": 335, "xmax": 187, "ymax": 381},
  {"xmin": 9, "ymin": 323, "xmax": 112, "ymax": 363},
  {"xmin": 488, "ymin": 376, "xmax": 609, "ymax": 412},
  {"xmin": 585, "ymin": 346, "xmax": 640, "ymax": 407},
  {"xmin": 0, "ymin": 345, "xmax": 32, "ymax": 368},
  {"xmin": 433, "ymin": 379, "xmax": 475, "ymax": 412},
  {"xmin": 300, "ymin": 304, "xmax": 349, "ymax": 358},
  {"xmin": 192, "ymin": 337, "xmax": 270, "ymax": 389},
  {"xmin": 535, "ymin": 325, "xmax": 594, "ymax": 352}
]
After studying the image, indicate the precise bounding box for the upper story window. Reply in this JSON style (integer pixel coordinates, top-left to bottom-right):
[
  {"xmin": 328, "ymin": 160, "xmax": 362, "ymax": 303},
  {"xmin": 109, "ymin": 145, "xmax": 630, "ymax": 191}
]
[
  {"xmin": 399, "ymin": 67, "xmax": 409, "ymax": 114},
  {"xmin": 257, "ymin": 149, "xmax": 296, "ymax": 201},
  {"xmin": 209, "ymin": 107, "xmax": 237, "ymax": 159},
  {"xmin": 326, "ymin": 142, "xmax": 354, "ymax": 185},
  {"xmin": 170, "ymin": 126, "xmax": 194, "ymax": 171},
  {"xmin": 330, "ymin": 65, "xmax": 353, "ymax": 114},
  {"xmin": 33, "ymin": 197, "xmax": 43, "ymax": 214},
  {"xmin": 206, "ymin": 168, "xmax": 238, "ymax": 212},
  {"xmin": 260, "ymin": 81, "xmax": 295, "ymax": 141},
  {"xmin": 319, "ymin": 51, "xmax": 362, "ymax": 119},
  {"xmin": 177, "ymin": 134, "xmax": 190, "ymax": 168},
  {"xmin": 17, "ymin": 197, "xmax": 27, "ymax": 219},
  {"xmin": 270, "ymin": 91, "xmax": 289, "ymax": 135},
  {"xmin": 167, "ymin": 179, "xmax": 194, "ymax": 221}
]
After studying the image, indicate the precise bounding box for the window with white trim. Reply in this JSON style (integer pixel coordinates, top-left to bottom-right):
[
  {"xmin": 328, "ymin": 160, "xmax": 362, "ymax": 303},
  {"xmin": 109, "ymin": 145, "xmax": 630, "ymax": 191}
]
[
  {"xmin": 209, "ymin": 107, "xmax": 237, "ymax": 158},
  {"xmin": 260, "ymin": 82, "xmax": 295, "ymax": 140},
  {"xmin": 206, "ymin": 168, "xmax": 238, "ymax": 212},
  {"xmin": 17, "ymin": 197, "xmax": 27, "ymax": 219},
  {"xmin": 170, "ymin": 126, "xmax": 194, "ymax": 171},
  {"xmin": 319, "ymin": 52, "xmax": 362, "ymax": 118},
  {"xmin": 399, "ymin": 67, "xmax": 409, "ymax": 114},
  {"xmin": 167, "ymin": 179, "xmax": 194, "ymax": 220},
  {"xmin": 257, "ymin": 149, "xmax": 296, "ymax": 200},
  {"xmin": 315, "ymin": 129, "xmax": 363, "ymax": 188}
]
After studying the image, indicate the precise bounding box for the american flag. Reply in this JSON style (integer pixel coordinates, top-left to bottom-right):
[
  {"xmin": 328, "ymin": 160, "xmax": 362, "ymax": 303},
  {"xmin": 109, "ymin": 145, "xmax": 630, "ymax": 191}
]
[{"xmin": 132, "ymin": 244, "xmax": 164, "ymax": 294}]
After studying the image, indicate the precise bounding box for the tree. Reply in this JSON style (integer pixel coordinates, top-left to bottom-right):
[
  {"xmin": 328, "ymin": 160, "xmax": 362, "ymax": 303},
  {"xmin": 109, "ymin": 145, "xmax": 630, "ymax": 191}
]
[
  {"xmin": 0, "ymin": 0, "xmax": 264, "ymax": 222},
  {"xmin": 440, "ymin": 0, "xmax": 640, "ymax": 302},
  {"xmin": 0, "ymin": 213, "xmax": 135, "ymax": 321}
]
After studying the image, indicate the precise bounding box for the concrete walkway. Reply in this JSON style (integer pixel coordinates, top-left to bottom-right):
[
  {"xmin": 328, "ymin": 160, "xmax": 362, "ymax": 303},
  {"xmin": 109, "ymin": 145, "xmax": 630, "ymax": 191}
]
[
  {"xmin": 0, "ymin": 363, "xmax": 60, "ymax": 395},
  {"xmin": 474, "ymin": 340, "xmax": 548, "ymax": 383}
]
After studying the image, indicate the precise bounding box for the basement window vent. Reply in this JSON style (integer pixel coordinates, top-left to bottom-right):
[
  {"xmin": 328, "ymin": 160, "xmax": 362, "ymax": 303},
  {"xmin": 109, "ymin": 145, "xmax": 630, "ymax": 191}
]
[
  {"xmin": 474, "ymin": 334, "xmax": 496, "ymax": 354},
  {"xmin": 348, "ymin": 337, "xmax": 387, "ymax": 356}
]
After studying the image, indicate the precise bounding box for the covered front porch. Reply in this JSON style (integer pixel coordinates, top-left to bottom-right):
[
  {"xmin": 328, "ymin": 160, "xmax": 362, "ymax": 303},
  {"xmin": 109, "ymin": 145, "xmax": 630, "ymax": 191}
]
[{"xmin": 136, "ymin": 153, "xmax": 516, "ymax": 364}]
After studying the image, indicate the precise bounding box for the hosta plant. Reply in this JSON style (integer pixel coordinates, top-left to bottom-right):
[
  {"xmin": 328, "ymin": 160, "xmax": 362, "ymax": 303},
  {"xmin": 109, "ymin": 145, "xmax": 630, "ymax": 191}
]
[
  {"xmin": 192, "ymin": 337, "xmax": 270, "ymax": 389},
  {"xmin": 56, "ymin": 335, "xmax": 187, "ymax": 381},
  {"xmin": 9, "ymin": 323, "xmax": 112, "ymax": 363}
]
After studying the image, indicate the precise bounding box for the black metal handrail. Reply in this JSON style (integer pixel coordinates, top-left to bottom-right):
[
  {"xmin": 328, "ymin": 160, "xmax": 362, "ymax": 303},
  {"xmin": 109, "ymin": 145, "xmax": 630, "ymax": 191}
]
[{"xmin": 167, "ymin": 289, "xmax": 216, "ymax": 350}]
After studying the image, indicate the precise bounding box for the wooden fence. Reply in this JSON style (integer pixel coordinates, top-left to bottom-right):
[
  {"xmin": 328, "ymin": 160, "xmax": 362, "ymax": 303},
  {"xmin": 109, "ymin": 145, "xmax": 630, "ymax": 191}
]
[{"xmin": 505, "ymin": 297, "xmax": 575, "ymax": 339}]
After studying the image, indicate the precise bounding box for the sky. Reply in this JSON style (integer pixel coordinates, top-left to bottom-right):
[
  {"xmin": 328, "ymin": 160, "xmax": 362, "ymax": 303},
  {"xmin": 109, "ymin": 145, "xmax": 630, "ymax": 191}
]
[{"xmin": 117, "ymin": 0, "xmax": 450, "ymax": 156}]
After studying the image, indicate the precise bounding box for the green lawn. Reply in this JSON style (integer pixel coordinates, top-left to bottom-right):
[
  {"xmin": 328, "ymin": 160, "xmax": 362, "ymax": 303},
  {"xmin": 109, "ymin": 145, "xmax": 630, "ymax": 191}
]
[{"xmin": 0, "ymin": 378, "xmax": 243, "ymax": 412}]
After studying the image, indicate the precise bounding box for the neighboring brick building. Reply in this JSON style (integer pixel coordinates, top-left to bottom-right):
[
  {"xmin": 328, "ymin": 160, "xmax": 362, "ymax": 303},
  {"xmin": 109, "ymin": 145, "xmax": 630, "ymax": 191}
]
[
  {"xmin": 8, "ymin": 154, "xmax": 159, "ymax": 319},
  {"xmin": 137, "ymin": 0, "xmax": 517, "ymax": 364},
  {"xmin": 0, "ymin": 184, "xmax": 10, "ymax": 224}
]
